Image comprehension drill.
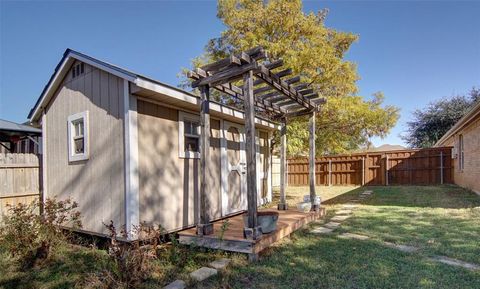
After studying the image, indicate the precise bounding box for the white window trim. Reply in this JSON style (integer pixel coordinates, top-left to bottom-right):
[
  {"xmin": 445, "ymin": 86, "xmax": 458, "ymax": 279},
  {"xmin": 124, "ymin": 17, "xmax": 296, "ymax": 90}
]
[
  {"xmin": 178, "ymin": 111, "xmax": 200, "ymax": 159},
  {"xmin": 67, "ymin": 111, "xmax": 89, "ymax": 162}
]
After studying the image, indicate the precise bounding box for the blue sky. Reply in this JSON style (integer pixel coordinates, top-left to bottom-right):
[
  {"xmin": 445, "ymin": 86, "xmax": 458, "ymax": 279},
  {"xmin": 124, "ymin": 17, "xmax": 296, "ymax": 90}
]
[{"xmin": 1, "ymin": 0, "xmax": 479, "ymax": 147}]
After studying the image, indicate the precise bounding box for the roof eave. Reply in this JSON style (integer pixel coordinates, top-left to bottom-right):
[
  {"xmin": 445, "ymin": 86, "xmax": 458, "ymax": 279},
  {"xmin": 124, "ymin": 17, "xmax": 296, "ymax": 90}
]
[
  {"xmin": 434, "ymin": 101, "xmax": 480, "ymax": 147},
  {"xmin": 28, "ymin": 49, "xmax": 136, "ymax": 123}
]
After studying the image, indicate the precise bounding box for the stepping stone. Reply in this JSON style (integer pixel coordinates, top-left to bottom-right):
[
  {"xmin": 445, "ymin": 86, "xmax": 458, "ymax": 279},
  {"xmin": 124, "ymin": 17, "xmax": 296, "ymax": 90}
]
[
  {"xmin": 338, "ymin": 233, "xmax": 370, "ymax": 240},
  {"xmin": 350, "ymin": 199, "xmax": 360, "ymax": 203},
  {"xmin": 430, "ymin": 256, "xmax": 480, "ymax": 271},
  {"xmin": 384, "ymin": 242, "xmax": 419, "ymax": 253},
  {"xmin": 331, "ymin": 215, "xmax": 351, "ymax": 222},
  {"xmin": 324, "ymin": 222, "xmax": 342, "ymax": 229},
  {"xmin": 311, "ymin": 226, "xmax": 334, "ymax": 234},
  {"xmin": 163, "ymin": 280, "xmax": 186, "ymax": 289},
  {"xmin": 335, "ymin": 209, "xmax": 352, "ymax": 215},
  {"xmin": 362, "ymin": 190, "xmax": 373, "ymax": 195},
  {"xmin": 209, "ymin": 258, "xmax": 231, "ymax": 270},
  {"xmin": 190, "ymin": 267, "xmax": 218, "ymax": 282}
]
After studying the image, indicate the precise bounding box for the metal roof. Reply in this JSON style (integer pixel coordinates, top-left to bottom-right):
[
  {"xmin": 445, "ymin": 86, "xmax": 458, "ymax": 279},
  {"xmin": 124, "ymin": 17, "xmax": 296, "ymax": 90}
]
[{"xmin": 0, "ymin": 119, "xmax": 41, "ymax": 134}]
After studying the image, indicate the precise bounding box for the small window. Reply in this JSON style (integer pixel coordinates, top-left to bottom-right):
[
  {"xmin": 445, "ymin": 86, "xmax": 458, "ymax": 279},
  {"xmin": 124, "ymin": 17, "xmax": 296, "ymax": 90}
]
[
  {"xmin": 184, "ymin": 120, "xmax": 200, "ymax": 152},
  {"xmin": 179, "ymin": 111, "xmax": 201, "ymax": 159},
  {"xmin": 72, "ymin": 119, "xmax": 85, "ymax": 154},
  {"xmin": 68, "ymin": 111, "xmax": 89, "ymax": 162},
  {"xmin": 459, "ymin": 134, "xmax": 464, "ymax": 171}
]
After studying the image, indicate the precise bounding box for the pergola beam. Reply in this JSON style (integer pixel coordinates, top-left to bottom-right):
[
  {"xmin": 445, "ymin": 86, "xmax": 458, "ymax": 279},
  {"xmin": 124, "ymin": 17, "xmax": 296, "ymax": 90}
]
[
  {"xmin": 200, "ymin": 55, "xmax": 241, "ymax": 73},
  {"xmin": 193, "ymin": 62, "xmax": 259, "ymax": 88},
  {"xmin": 253, "ymin": 68, "xmax": 292, "ymax": 86},
  {"xmin": 255, "ymin": 65, "xmax": 315, "ymax": 110},
  {"xmin": 200, "ymin": 46, "xmax": 267, "ymax": 73},
  {"xmin": 189, "ymin": 70, "xmax": 286, "ymax": 115}
]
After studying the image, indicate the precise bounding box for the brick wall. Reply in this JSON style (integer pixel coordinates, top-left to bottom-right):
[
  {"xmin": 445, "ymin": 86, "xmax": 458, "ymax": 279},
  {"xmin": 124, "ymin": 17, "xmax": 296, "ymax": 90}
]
[{"xmin": 444, "ymin": 116, "xmax": 480, "ymax": 194}]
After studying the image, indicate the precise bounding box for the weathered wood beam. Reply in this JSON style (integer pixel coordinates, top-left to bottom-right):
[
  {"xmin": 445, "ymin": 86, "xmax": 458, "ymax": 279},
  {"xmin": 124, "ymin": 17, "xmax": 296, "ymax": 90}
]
[
  {"xmin": 197, "ymin": 86, "xmax": 213, "ymax": 236},
  {"xmin": 244, "ymin": 46, "xmax": 267, "ymax": 60},
  {"xmin": 264, "ymin": 59, "xmax": 284, "ymax": 69},
  {"xmin": 200, "ymin": 47, "xmax": 266, "ymax": 73},
  {"xmin": 278, "ymin": 117, "xmax": 288, "ymax": 210},
  {"xmin": 243, "ymin": 70, "xmax": 261, "ymax": 240},
  {"xmin": 192, "ymin": 62, "xmax": 258, "ymax": 88},
  {"xmin": 253, "ymin": 68, "xmax": 292, "ymax": 86},
  {"xmin": 253, "ymin": 85, "xmax": 273, "ymax": 95},
  {"xmin": 257, "ymin": 76, "xmax": 305, "ymax": 101},
  {"xmin": 256, "ymin": 65, "xmax": 315, "ymax": 110},
  {"xmin": 285, "ymin": 76, "xmax": 301, "ymax": 84},
  {"xmin": 271, "ymin": 96, "xmax": 290, "ymax": 104},
  {"xmin": 282, "ymin": 103, "xmax": 302, "ymax": 111},
  {"xmin": 309, "ymin": 111, "xmax": 317, "ymax": 211},
  {"xmin": 280, "ymin": 108, "xmax": 314, "ymax": 119},
  {"xmin": 303, "ymin": 93, "xmax": 319, "ymax": 99},
  {"xmin": 264, "ymin": 85, "xmax": 313, "ymax": 104},
  {"xmin": 298, "ymin": 88, "xmax": 314, "ymax": 95},
  {"xmin": 201, "ymin": 55, "xmax": 241, "ymax": 73},
  {"xmin": 294, "ymin": 83, "xmax": 309, "ymax": 90},
  {"xmin": 188, "ymin": 70, "xmax": 285, "ymax": 115},
  {"xmin": 311, "ymin": 97, "xmax": 327, "ymax": 105}
]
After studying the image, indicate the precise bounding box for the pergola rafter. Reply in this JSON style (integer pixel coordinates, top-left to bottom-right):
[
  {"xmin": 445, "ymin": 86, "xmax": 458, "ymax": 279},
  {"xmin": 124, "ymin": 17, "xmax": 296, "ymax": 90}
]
[{"xmin": 188, "ymin": 47, "xmax": 326, "ymax": 258}]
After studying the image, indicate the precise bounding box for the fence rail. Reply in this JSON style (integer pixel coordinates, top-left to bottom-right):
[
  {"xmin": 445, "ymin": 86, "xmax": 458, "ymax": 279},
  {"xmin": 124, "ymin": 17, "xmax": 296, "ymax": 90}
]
[
  {"xmin": 0, "ymin": 153, "xmax": 42, "ymax": 219},
  {"xmin": 287, "ymin": 147, "xmax": 453, "ymax": 186}
]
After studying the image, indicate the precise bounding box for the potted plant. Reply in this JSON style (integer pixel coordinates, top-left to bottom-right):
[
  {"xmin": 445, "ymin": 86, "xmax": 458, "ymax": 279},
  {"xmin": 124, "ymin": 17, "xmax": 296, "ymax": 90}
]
[{"xmin": 243, "ymin": 211, "xmax": 279, "ymax": 234}]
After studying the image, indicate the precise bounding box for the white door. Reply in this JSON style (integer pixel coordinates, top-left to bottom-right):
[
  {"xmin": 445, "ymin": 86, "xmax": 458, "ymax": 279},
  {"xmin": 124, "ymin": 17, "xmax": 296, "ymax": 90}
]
[{"xmin": 221, "ymin": 121, "xmax": 247, "ymax": 216}]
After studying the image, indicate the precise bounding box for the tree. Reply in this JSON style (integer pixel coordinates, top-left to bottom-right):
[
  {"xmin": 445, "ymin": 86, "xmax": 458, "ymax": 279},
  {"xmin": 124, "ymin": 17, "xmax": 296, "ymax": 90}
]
[
  {"xmin": 183, "ymin": 0, "xmax": 399, "ymax": 155},
  {"xmin": 402, "ymin": 88, "xmax": 479, "ymax": 148}
]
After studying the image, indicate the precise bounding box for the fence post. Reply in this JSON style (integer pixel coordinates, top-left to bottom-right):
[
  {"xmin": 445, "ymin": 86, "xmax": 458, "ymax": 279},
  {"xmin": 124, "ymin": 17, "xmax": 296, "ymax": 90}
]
[
  {"xmin": 362, "ymin": 157, "xmax": 365, "ymax": 186},
  {"xmin": 328, "ymin": 159, "xmax": 332, "ymax": 186},
  {"xmin": 385, "ymin": 154, "xmax": 389, "ymax": 186},
  {"xmin": 440, "ymin": 151, "xmax": 444, "ymax": 184}
]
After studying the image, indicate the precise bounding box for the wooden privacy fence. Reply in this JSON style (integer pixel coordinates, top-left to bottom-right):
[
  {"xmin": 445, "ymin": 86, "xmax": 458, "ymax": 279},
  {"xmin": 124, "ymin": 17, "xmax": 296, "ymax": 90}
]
[
  {"xmin": 287, "ymin": 147, "xmax": 453, "ymax": 186},
  {"xmin": 0, "ymin": 153, "xmax": 42, "ymax": 219}
]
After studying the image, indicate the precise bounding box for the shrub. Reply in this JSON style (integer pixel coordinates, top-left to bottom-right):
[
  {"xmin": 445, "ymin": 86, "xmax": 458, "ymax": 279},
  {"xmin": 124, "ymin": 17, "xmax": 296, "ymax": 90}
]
[
  {"xmin": 84, "ymin": 221, "xmax": 167, "ymax": 289},
  {"xmin": 0, "ymin": 197, "xmax": 82, "ymax": 268}
]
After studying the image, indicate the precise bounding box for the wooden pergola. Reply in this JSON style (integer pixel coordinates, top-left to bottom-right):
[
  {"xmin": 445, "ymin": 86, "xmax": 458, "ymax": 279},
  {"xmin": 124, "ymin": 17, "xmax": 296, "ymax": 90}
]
[{"xmin": 187, "ymin": 46, "xmax": 326, "ymax": 241}]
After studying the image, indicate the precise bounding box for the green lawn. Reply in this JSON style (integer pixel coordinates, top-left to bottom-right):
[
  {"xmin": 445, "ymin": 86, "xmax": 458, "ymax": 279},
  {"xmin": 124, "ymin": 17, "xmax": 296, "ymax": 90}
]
[
  {"xmin": 199, "ymin": 185, "xmax": 480, "ymax": 289},
  {"xmin": 1, "ymin": 185, "xmax": 479, "ymax": 288}
]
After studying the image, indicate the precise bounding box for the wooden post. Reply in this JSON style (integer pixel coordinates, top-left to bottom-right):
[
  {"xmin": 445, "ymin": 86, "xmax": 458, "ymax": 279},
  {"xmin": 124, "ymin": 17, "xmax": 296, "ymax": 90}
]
[
  {"xmin": 243, "ymin": 71, "xmax": 261, "ymax": 241},
  {"xmin": 385, "ymin": 154, "xmax": 389, "ymax": 186},
  {"xmin": 309, "ymin": 111, "xmax": 318, "ymax": 211},
  {"xmin": 361, "ymin": 157, "xmax": 365, "ymax": 186},
  {"xmin": 197, "ymin": 85, "xmax": 213, "ymax": 236},
  {"xmin": 278, "ymin": 117, "xmax": 288, "ymax": 210},
  {"xmin": 440, "ymin": 151, "xmax": 444, "ymax": 184},
  {"xmin": 328, "ymin": 160, "xmax": 332, "ymax": 186}
]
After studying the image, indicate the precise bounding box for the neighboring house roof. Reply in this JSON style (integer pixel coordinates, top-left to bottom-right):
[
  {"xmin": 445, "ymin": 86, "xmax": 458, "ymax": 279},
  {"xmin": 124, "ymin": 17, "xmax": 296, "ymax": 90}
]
[
  {"xmin": 0, "ymin": 119, "xmax": 41, "ymax": 135},
  {"xmin": 435, "ymin": 100, "xmax": 480, "ymax": 146},
  {"xmin": 0, "ymin": 119, "xmax": 41, "ymax": 142},
  {"xmin": 372, "ymin": 144, "xmax": 406, "ymax": 151},
  {"xmin": 28, "ymin": 49, "xmax": 277, "ymax": 129}
]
